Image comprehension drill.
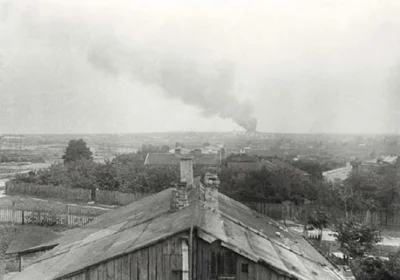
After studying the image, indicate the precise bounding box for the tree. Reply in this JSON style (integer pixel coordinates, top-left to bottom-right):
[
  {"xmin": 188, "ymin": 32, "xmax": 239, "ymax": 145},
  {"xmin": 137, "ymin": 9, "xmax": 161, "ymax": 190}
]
[
  {"xmin": 307, "ymin": 209, "xmax": 330, "ymax": 236},
  {"xmin": 336, "ymin": 219, "xmax": 381, "ymax": 259},
  {"xmin": 62, "ymin": 139, "xmax": 93, "ymax": 163}
]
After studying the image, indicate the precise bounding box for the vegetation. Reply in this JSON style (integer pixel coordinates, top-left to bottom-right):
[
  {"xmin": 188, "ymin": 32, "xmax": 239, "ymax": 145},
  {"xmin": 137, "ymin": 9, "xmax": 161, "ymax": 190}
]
[
  {"xmin": 62, "ymin": 139, "xmax": 93, "ymax": 163},
  {"xmin": 335, "ymin": 219, "xmax": 400, "ymax": 280},
  {"xmin": 219, "ymin": 165, "xmax": 320, "ymax": 204}
]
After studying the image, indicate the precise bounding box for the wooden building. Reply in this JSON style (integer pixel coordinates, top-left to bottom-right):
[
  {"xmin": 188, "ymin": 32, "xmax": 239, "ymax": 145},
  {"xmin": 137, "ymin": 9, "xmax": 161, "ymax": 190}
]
[
  {"xmin": 11, "ymin": 158, "xmax": 345, "ymax": 280},
  {"xmin": 6, "ymin": 226, "xmax": 62, "ymax": 272}
]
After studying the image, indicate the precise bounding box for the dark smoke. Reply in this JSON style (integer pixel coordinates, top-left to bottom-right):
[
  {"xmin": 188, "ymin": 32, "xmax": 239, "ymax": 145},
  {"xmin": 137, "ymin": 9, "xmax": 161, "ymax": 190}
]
[{"xmin": 87, "ymin": 38, "xmax": 258, "ymax": 132}]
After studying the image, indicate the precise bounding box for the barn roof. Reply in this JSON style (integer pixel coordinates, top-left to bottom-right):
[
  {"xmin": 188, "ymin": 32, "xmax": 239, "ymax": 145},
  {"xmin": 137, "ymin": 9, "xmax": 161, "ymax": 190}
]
[
  {"xmin": 6, "ymin": 226, "xmax": 62, "ymax": 255},
  {"xmin": 11, "ymin": 180, "xmax": 344, "ymax": 280}
]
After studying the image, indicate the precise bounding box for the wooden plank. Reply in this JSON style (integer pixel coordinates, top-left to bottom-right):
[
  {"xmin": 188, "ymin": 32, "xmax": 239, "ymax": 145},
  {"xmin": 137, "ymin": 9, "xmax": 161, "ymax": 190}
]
[
  {"xmin": 191, "ymin": 238, "xmax": 196, "ymax": 280},
  {"xmin": 155, "ymin": 243, "xmax": 163, "ymax": 280},
  {"xmin": 115, "ymin": 257, "xmax": 123, "ymax": 280},
  {"xmin": 202, "ymin": 241, "xmax": 209, "ymax": 280},
  {"xmin": 170, "ymin": 238, "xmax": 178, "ymax": 272},
  {"xmin": 196, "ymin": 240, "xmax": 202, "ymax": 280},
  {"xmin": 89, "ymin": 266, "xmax": 99, "ymax": 280},
  {"xmin": 149, "ymin": 246, "xmax": 157, "ymax": 280},
  {"xmin": 99, "ymin": 263, "xmax": 106, "ymax": 280},
  {"xmin": 107, "ymin": 259, "xmax": 115, "ymax": 280},
  {"xmin": 131, "ymin": 252, "xmax": 138, "ymax": 280},
  {"xmin": 138, "ymin": 248, "xmax": 149, "ymax": 280},
  {"xmin": 163, "ymin": 240, "xmax": 170, "ymax": 280},
  {"xmin": 122, "ymin": 254, "xmax": 130, "ymax": 280}
]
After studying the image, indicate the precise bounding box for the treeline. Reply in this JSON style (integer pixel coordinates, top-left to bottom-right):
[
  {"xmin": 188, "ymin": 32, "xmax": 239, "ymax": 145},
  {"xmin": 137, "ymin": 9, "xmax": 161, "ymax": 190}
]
[
  {"xmin": 13, "ymin": 139, "xmax": 400, "ymax": 213},
  {"xmin": 14, "ymin": 156, "xmax": 181, "ymax": 194},
  {"xmin": 10, "ymin": 139, "xmax": 341, "ymax": 205}
]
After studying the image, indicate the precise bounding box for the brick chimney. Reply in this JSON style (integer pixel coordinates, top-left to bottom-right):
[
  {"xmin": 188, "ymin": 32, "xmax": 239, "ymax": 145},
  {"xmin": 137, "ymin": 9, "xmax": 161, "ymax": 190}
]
[
  {"xmin": 171, "ymin": 182, "xmax": 188, "ymax": 211},
  {"xmin": 200, "ymin": 170, "xmax": 220, "ymax": 214},
  {"xmin": 179, "ymin": 157, "xmax": 194, "ymax": 186}
]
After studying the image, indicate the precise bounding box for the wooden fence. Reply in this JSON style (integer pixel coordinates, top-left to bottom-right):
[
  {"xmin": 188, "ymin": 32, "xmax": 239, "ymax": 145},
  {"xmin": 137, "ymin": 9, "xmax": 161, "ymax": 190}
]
[
  {"xmin": 0, "ymin": 206, "xmax": 101, "ymax": 227},
  {"xmin": 5, "ymin": 183, "xmax": 92, "ymax": 202},
  {"xmin": 95, "ymin": 189, "xmax": 148, "ymax": 206},
  {"xmin": 244, "ymin": 201, "xmax": 400, "ymax": 228},
  {"xmin": 5, "ymin": 182, "xmax": 148, "ymax": 206}
]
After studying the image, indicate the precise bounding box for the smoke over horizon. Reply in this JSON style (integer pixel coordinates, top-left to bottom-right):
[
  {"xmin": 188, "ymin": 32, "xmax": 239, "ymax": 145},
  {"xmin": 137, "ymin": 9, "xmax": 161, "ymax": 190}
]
[
  {"xmin": 87, "ymin": 39, "xmax": 258, "ymax": 131},
  {"xmin": 2, "ymin": 0, "xmax": 400, "ymax": 134}
]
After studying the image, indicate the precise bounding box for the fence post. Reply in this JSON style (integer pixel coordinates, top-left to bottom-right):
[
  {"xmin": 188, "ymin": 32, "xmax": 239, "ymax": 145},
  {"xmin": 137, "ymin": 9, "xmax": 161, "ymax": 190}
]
[
  {"xmin": 65, "ymin": 205, "xmax": 69, "ymax": 226},
  {"xmin": 12, "ymin": 201, "xmax": 15, "ymax": 226}
]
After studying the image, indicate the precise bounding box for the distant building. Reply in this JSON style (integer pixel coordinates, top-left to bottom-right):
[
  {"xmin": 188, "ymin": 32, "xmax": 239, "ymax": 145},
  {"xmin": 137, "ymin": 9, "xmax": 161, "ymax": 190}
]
[
  {"xmin": 261, "ymin": 158, "xmax": 310, "ymax": 178},
  {"xmin": 226, "ymin": 154, "xmax": 260, "ymax": 173},
  {"xmin": 359, "ymin": 155, "xmax": 398, "ymax": 172},
  {"xmin": 145, "ymin": 147, "xmax": 224, "ymax": 166},
  {"xmin": 322, "ymin": 163, "xmax": 352, "ymax": 185}
]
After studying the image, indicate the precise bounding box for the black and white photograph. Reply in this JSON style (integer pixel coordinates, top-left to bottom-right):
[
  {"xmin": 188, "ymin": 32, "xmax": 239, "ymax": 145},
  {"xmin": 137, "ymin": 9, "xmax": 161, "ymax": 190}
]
[{"xmin": 1, "ymin": 0, "xmax": 400, "ymax": 279}]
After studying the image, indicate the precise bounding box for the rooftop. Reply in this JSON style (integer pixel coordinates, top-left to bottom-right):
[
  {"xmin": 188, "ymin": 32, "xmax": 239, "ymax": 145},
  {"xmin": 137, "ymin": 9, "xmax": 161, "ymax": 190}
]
[
  {"xmin": 144, "ymin": 153, "xmax": 221, "ymax": 166},
  {"xmin": 6, "ymin": 226, "xmax": 62, "ymax": 255},
  {"xmin": 11, "ymin": 179, "xmax": 344, "ymax": 280}
]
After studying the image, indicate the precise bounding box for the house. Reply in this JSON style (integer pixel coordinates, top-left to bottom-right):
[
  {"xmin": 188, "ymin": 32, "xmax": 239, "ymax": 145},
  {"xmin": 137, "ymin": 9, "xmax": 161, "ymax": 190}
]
[
  {"xmin": 144, "ymin": 148, "xmax": 223, "ymax": 166},
  {"xmin": 261, "ymin": 159, "xmax": 309, "ymax": 179},
  {"xmin": 226, "ymin": 154, "xmax": 260, "ymax": 172},
  {"xmin": 322, "ymin": 163, "xmax": 352, "ymax": 186},
  {"xmin": 6, "ymin": 226, "xmax": 62, "ymax": 272},
  {"xmin": 11, "ymin": 158, "xmax": 345, "ymax": 280}
]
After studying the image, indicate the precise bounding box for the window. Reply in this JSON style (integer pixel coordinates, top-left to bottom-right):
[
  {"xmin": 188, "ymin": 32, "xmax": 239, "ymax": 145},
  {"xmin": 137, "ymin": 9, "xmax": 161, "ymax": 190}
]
[{"xmin": 241, "ymin": 263, "xmax": 249, "ymax": 273}]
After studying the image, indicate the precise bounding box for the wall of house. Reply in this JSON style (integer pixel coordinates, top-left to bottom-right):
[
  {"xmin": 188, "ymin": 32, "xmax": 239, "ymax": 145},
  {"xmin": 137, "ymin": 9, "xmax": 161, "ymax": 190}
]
[
  {"xmin": 62, "ymin": 233, "xmax": 187, "ymax": 280},
  {"xmin": 193, "ymin": 238, "xmax": 292, "ymax": 280},
  {"xmin": 61, "ymin": 232, "xmax": 292, "ymax": 280}
]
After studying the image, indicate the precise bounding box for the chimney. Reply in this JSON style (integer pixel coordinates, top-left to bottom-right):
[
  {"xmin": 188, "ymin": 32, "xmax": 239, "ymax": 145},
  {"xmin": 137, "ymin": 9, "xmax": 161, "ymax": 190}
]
[
  {"xmin": 171, "ymin": 182, "xmax": 189, "ymax": 211},
  {"xmin": 200, "ymin": 170, "xmax": 220, "ymax": 214},
  {"xmin": 180, "ymin": 157, "xmax": 194, "ymax": 186}
]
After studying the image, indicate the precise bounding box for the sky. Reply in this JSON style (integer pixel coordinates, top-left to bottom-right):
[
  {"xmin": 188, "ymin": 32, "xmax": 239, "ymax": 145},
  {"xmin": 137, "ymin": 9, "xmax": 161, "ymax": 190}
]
[{"xmin": 1, "ymin": 0, "xmax": 400, "ymax": 134}]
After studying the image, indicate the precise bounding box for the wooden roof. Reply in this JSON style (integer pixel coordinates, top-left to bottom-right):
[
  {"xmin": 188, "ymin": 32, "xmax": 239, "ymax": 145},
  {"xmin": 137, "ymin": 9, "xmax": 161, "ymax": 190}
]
[
  {"xmin": 11, "ymin": 180, "xmax": 344, "ymax": 280},
  {"xmin": 6, "ymin": 226, "xmax": 62, "ymax": 255}
]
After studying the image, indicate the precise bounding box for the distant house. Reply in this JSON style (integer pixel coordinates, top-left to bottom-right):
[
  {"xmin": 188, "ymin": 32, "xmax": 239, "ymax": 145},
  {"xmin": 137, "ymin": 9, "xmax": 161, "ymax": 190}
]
[
  {"xmin": 144, "ymin": 147, "xmax": 224, "ymax": 166},
  {"xmin": 322, "ymin": 163, "xmax": 352, "ymax": 186},
  {"xmin": 261, "ymin": 158, "xmax": 310, "ymax": 178},
  {"xmin": 226, "ymin": 154, "xmax": 260, "ymax": 173},
  {"xmin": 11, "ymin": 158, "xmax": 345, "ymax": 280},
  {"xmin": 359, "ymin": 155, "xmax": 398, "ymax": 172},
  {"xmin": 6, "ymin": 226, "xmax": 62, "ymax": 272}
]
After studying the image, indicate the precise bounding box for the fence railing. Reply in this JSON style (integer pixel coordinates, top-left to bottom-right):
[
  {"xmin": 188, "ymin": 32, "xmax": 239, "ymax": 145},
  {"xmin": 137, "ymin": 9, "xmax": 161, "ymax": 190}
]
[
  {"xmin": 5, "ymin": 183, "xmax": 92, "ymax": 202},
  {"xmin": 0, "ymin": 206, "xmax": 102, "ymax": 227},
  {"xmin": 5, "ymin": 182, "xmax": 149, "ymax": 206},
  {"xmin": 244, "ymin": 201, "xmax": 400, "ymax": 228},
  {"xmin": 95, "ymin": 189, "xmax": 148, "ymax": 206}
]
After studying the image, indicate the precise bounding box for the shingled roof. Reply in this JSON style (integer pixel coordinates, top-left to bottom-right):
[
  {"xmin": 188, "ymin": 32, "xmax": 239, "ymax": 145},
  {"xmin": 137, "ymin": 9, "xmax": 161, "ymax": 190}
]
[{"xmin": 11, "ymin": 179, "xmax": 344, "ymax": 280}]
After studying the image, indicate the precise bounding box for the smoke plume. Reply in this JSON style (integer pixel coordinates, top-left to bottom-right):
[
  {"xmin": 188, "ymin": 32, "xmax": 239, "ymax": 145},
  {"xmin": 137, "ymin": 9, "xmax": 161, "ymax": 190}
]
[{"xmin": 87, "ymin": 38, "xmax": 258, "ymax": 132}]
